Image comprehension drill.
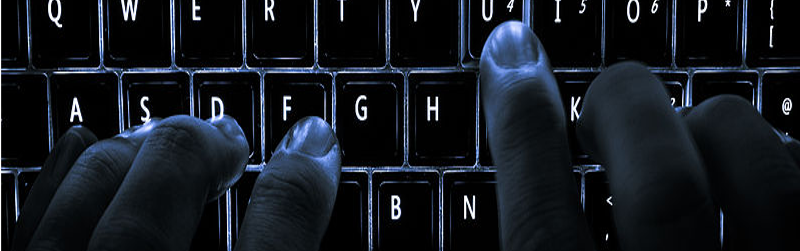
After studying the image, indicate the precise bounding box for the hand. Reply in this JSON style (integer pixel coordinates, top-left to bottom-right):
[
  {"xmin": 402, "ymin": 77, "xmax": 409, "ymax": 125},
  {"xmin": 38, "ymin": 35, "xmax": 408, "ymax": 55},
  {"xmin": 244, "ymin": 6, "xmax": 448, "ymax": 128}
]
[
  {"xmin": 12, "ymin": 115, "xmax": 340, "ymax": 251},
  {"xmin": 480, "ymin": 21, "xmax": 800, "ymax": 251}
]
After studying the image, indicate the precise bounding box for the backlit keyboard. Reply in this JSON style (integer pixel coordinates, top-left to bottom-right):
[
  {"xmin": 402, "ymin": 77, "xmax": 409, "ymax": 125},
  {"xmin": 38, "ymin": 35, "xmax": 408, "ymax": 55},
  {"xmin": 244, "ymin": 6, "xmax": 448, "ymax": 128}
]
[{"xmin": 2, "ymin": 0, "xmax": 799, "ymax": 251}]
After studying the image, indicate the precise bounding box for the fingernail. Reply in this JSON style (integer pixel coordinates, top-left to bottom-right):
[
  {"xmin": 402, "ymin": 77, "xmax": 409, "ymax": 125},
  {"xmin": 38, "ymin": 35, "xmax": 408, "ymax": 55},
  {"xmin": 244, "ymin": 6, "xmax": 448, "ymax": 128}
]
[
  {"xmin": 286, "ymin": 117, "xmax": 336, "ymax": 157},
  {"xmin": 484, "ymin": 21, "xmax": 539, "ymax": 68},
  {"xmin": 118, "ymin": 118, "xmax": 161, "ymax": 139}
]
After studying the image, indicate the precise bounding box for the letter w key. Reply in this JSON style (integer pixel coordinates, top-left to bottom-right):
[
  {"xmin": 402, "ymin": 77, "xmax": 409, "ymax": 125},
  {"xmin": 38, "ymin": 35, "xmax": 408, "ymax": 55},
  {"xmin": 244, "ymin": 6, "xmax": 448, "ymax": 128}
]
[{"xmin": 104, "ymin": 0, "xmax": 171, "ymax": 66}]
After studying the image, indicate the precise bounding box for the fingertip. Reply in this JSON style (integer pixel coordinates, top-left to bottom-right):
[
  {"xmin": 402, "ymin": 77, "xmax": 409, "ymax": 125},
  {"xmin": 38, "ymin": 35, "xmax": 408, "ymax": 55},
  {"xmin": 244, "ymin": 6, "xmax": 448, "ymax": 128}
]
[
  {"xmin": 481, "ymin": 21, "xmax": 542, "ymax": 69},
  {"xmin": 208, "ymin": 114, "xmax": 249, "ymax": 154},
  {"xmin": 278, "ymin": 116, "xmax": 341, "ymax": 186},
  {"xmin": 63, "ymin": 125, "xmax": 99, "ymax": 148}
]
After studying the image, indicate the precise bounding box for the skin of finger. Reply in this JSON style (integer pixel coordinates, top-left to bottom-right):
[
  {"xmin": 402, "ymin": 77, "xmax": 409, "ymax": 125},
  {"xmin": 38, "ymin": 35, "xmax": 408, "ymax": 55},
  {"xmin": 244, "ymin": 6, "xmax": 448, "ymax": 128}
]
[
  {"xmin": 684, "ymin": 95, "xmax": 800, "ymax": 250},
  {"xmin": 575, "ymin": 62, "xmax": 719, "ymax": 251},
  {"xmin": 12, "ymin": 127, "xmax": 97, "ymax": 251},
  {"xmin": 87, "ymin": 115, "xmax": 248, "ymax": 251},
  {"xmin": 235, "ymin": 117, "xmax": 340, "ymax": 251},
  {"xmin": 480, "ymin": 21, "xmax": 593, "ymax": 251},
  {"xmin": 25, "ymin": 135, "xmax": 146, "ymax": 251}
]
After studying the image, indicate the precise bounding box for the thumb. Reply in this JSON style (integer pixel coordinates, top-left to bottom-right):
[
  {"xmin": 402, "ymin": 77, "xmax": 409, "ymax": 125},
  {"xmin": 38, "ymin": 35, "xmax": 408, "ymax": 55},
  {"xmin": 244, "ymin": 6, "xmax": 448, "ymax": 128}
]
[
  {"xmin": 480, "ymin": 21, "xmax": 593, "ymax": 251},
  {"xmin": 234, "ymin": 116, "xmax": 341, "ymax": 251}
]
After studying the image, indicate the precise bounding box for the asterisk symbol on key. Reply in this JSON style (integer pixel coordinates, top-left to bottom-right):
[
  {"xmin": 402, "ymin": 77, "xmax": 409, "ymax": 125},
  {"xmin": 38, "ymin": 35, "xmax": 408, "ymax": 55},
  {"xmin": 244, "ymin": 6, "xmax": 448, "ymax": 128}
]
[{"xmin": 725, "ymin": 0, "xmax": 731, "ymax": 7}]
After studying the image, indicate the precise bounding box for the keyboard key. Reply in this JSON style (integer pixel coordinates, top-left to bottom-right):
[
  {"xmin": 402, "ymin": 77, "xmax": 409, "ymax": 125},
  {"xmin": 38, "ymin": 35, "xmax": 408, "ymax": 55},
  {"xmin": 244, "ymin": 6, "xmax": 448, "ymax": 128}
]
[
  {"xmin": 555, "ymin": 72, "xmax": 596, "ymax": 160},
  {"xmin": 247, "ymin": 0, "xmax": 313, "ymax": 67},
  {"xmin": 409, "ymin": 73, "xmax": 477, "ymax": 166},
  {"xmin": 761, "ymin": 73, "xmax": 799, "ymax": 136},
  {"xmin": 574, "ymin": 171, "xmax": 583, "ymax": 206},
  {"xmin": 585, "ymin": 172, "xmax": 620, "ymax": 251},
  {"xmin": 691, "ymin": 72, "xmax": 757, "ymax": 106},
  {"xmin": 2, "ymin": 74, "xmax": 49, "ymax": 166},
  {"xmin": 195, "ymin": 73, "xmax": 262, "ymax": 164},
  {"xmin": 1, "ymin": 0, "xmax": 27, "ymax": 67},
  {"xmin": 30, "ymin": 0, "xmax": 100, "ymax": 67},
  {"xmin": 746, "ymin": 0, "xmax": 800, "ymax": 66},
  {"xmin": 655, "ymin": 73, "xmax": 688, "ymax": 107},
  {"xmin": 391, "ymin": 0, "xmax": 458, "ymax": 66},
  {"xmin": 320, "ymin": 172, "xmax": 368, "ymax": 251},
  {"xmin": 373, "ymin": 172, "xmax": 438, "ymax": 251},
  {"xmin": 266, "ymin": 73, "xmax": 332, "ymax": 153},
  {"xmin": 533, "ymin": 0, "xmax": 602, "ymax": 67},
  {"xmin": 231, "ymin": 171, "xmax": 258, "ymax": 246},
  {"xmin": 606, "ymin": 0, "xmax": 671, "ymax": 66},
  {"xmin": 51, "ymin": 73, "xmax": 120, "ymax": 140},
  {"xmin": 443, "ymin": 172, "xmax": 499, "ymax": 251},
  {"xmin": 2, "ymin": 173, "xmax": 15, "ymax": 251},
  {"xmin": 17, "ymin": 172, "xmax": 38, "ymax": 207},
  {"xmin": 177, "ymin": 0, "xmax": 242, "ymax": 66},
  {"xmin": 318, "ymin": 0, "xmax": 385, "ymax": 66},
  {"xmin": 123, "ymin": 73, "xmax": 191, "ymax": 128},
  {"xmin": 336, "ymin": 74, "xmax": 403, "ymax": 166},
  {"xmin": 467, "ymin": 0, "xmax": 523, "ymax": 60},
  {"xmin": 676, "ymin": 0, "xmax": 742, "ymax": 66},
  {"xmin": 104, "ymin": 0, "xmax": 171, "ymax": 67},
  {"xmin": 190, "ymin": 199, "xmax": 226, "ymax": 251},
  {"xmin": 479, "ymin": 111, "xmax": 493, "ymax": 166}
]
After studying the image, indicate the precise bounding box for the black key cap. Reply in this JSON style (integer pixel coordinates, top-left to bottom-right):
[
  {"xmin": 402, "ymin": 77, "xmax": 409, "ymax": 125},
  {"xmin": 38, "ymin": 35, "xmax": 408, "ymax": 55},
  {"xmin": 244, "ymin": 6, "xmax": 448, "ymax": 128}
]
[
  {"xmin": 606, "ymin": 0, "xmax": 671, "ymax": 66},
  {"xmin": 190, "ymin": 199, "xmax": 226, "ymax": 251},
  {"xmin": 467, "ymin": 0, "xmax": 523, "ymax": 60},
  {"xmin": 177, "ymin": 0, "xmax": 242, "ymax": 66},
  {"xmin": 231, "ymin": 171, "xmax": 258, "ymax": 246},
  {"xmin": 336, "ymin": 74, "xmax": 403, "ymax": 166},
  {"xmin": 320, "ymin": 172, "xmax": 369, "ymax": 251},
  {"xmin": 691, "ymin": 72, "xmax": 757, "ymax": 106},
  {"xmin": 2, "ymin": 172, "xmax": 16, "ymax": 251},
  {"xmin": 533, "ymin": 0, "xmax": 602, "ymax": 67},
  {"xmin": 266, "ymin": 73, "xmax": 331, "ymax": 152},
  {"xmin": 30, "ymin": 0, "xmax": 99, "ymax": 68},
  {"xmin": 17, "ymin": 172, "xmax": 38, "ymax": 207},
  {"xmin": 676, "ymin": 0, "xmax": 742, "ymax": 66},
  {"xmin": 575, "ymin": 171, "xmax": 583, "ymax": 206},
  {"xmin": 52, "ymin": 73, "xmax": 120, "ymax": 140},
  {"xmin": 247, "ymin": 0, "xmax": 313, "ymax": 67},
  {"xmin": 746, "ymin": 0, "xmax": 800, "ymax": 66},
  {"xmin": 104, "ymin": 0, "xmax": 171, "ymax": 66},
  {"xmin": 556, "ymin": 72, "xmax": 596, "ymax": 161},
  {"xmin": 391, "ymin": 0, "xmax": 458, "ymax": 66},
  {"xmin": 123, "ymin": 73, "xmax": 191, "ymax": 128},
  {"xmin": 2, "ymin": 74, "xmax": 49, "ymax": 166},
  {"xmin": 443, "ymin": 172, "xmax": 499, "ymax": 251},
  {"xmin": 1, "ymin": 0, "xmax": 27, "ymax": 67},
  {"xmin": 409, "ymin": 73, "xmax": 476, "ymax": 166},
  {"xmin": 585, "ymin": 172, "xmax": 619, "ymax": 251},
  {"xmin": 479, "ymin": 111, "xmax": 493, "ymax": 166},
  {"xmin": 195, "ymin": 73, "xmax": 261, "ymax": 164},
  {"xmin": 373, "ymin": 172, "xmax": 438, "ymax": 251},
  {"xmin": 761, "ymin": 72, "xmax": 799, "ymax": 136},
  {"xmin": 318, "ymin": 0, "xmax": 385, "ymax": 66},
  {"xmin": 656, "ymin": 73, "xmax": 688, "ymax": 107}
]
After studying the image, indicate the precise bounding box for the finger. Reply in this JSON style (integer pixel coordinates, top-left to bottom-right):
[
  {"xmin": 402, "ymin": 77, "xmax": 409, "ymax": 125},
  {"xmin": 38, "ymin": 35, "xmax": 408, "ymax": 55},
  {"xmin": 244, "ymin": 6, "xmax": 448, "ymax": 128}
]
[
  {"xmin": 235, "ymin": 117, "xmax": 340, "ymax": 251},
  {"xmin": 24, "ymin": 121, "xmax": 157, "ymax": 251},
  {"xmin": 684, "ymin": 95, "xmax": 800, "ymax": 250},
  {"xmin": 480, "ymin": 21, "xmax": 593, "ymax": 251},
  {"xmin": 87, "ymin": 115, "xmax": 248, "ymax": 251},
  {"xmin": 12, "ymin": 126, "xmax": 97, "ymax": 251},
  {"xmin": 775, "ymin": 131, "xmax": 800, "ymax": 167},
  {"xmin": 575, "ymin": 62, "xmax": 720, "ymax": 251}
]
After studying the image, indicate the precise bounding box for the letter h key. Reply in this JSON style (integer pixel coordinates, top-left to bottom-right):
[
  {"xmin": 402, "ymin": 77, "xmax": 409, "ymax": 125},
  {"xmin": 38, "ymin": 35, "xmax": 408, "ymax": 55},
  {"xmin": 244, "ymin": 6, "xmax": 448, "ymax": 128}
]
[{"xmin": 410, "ymin": 73, "xmax": 477, "ymax": 166}]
